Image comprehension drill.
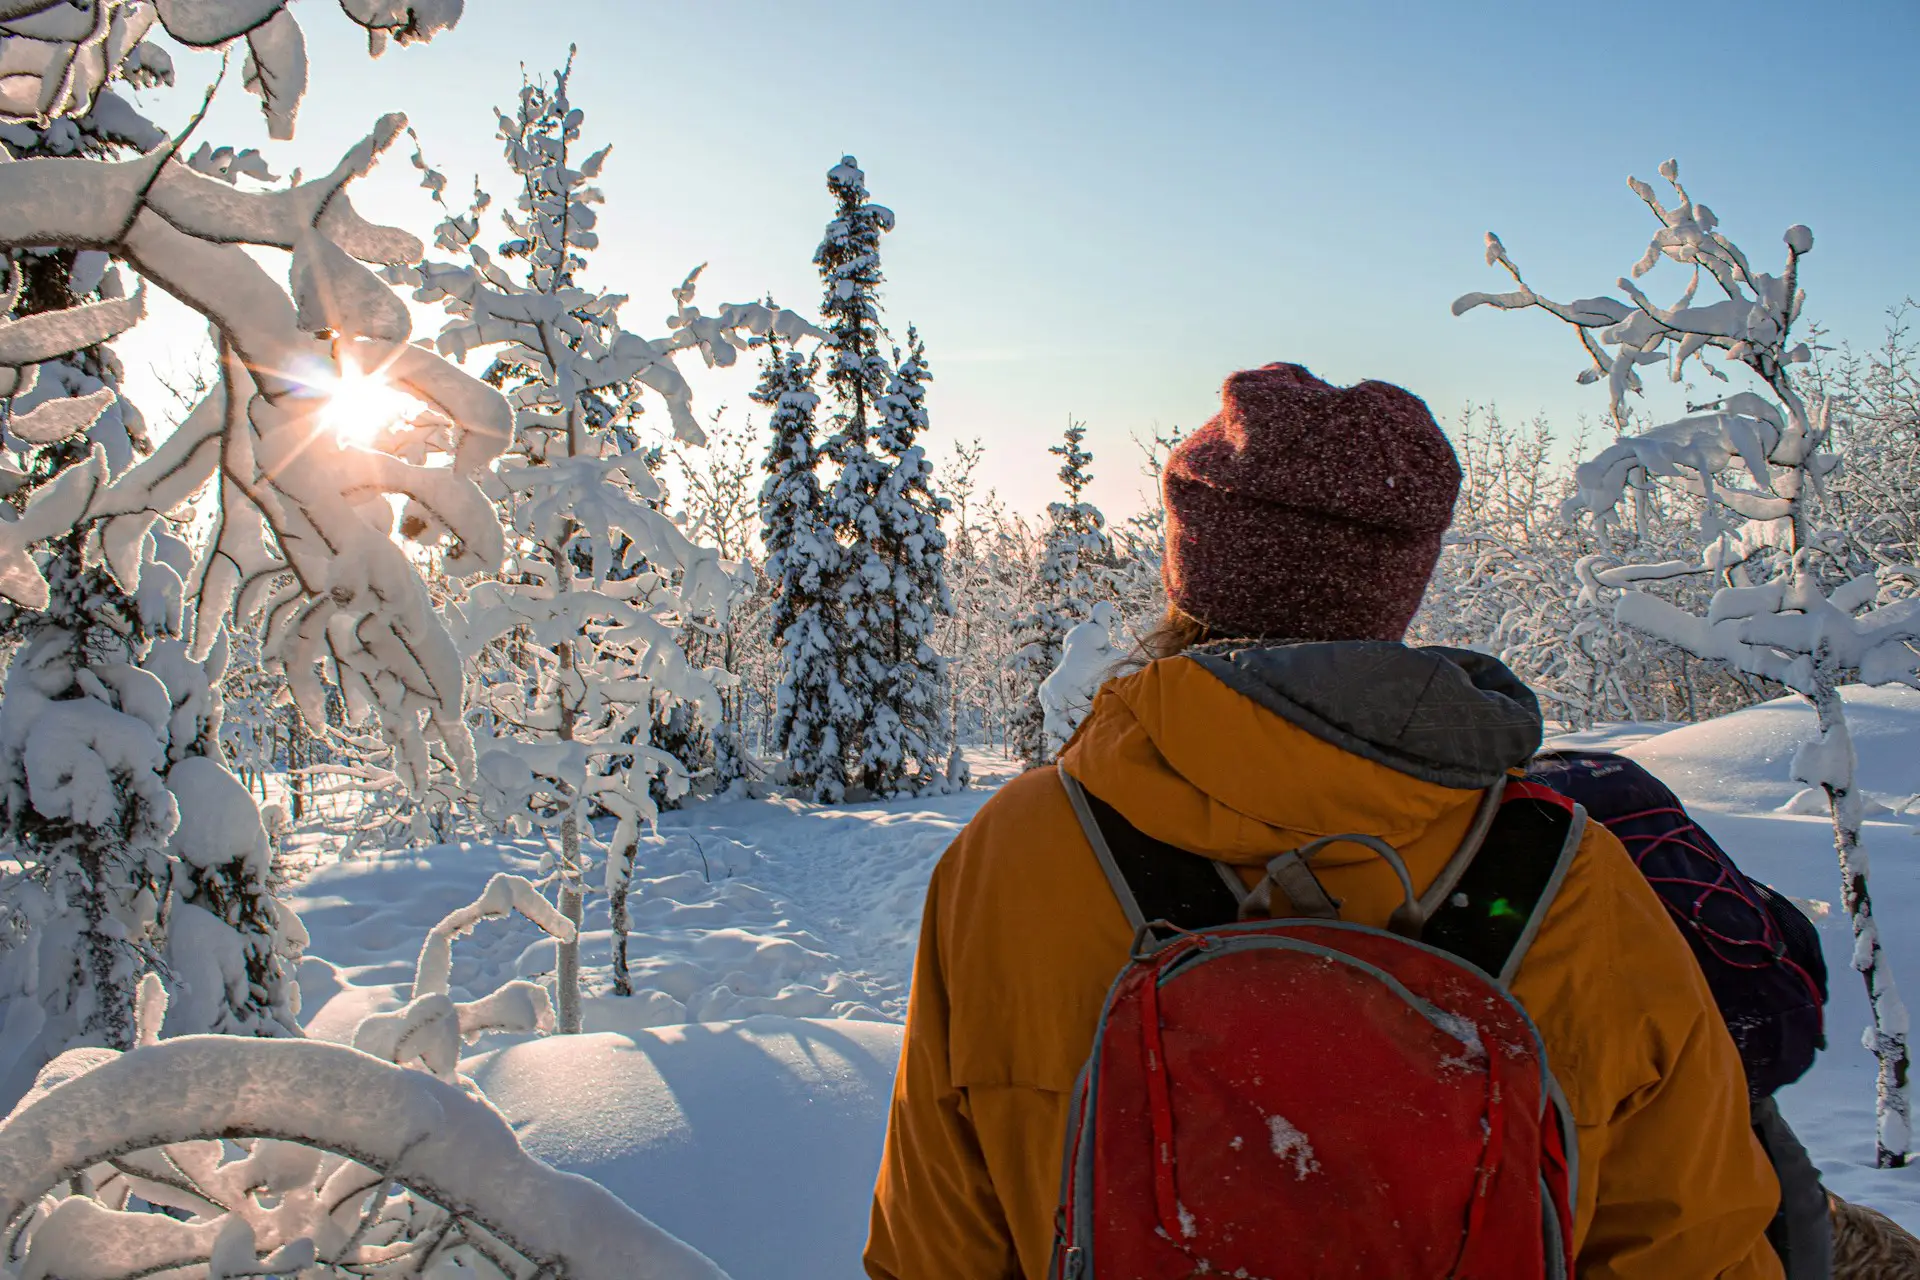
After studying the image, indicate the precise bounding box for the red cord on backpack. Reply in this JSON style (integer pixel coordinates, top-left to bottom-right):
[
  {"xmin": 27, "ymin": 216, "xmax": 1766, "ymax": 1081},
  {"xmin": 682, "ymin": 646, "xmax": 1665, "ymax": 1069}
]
[{"xmin": 1136, "ymin": 948, "xmax": 1186, "ymax": 1247}]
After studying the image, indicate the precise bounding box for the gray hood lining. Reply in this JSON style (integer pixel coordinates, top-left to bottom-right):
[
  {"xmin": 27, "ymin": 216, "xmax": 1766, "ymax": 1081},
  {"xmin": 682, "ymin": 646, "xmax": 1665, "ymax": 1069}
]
[{"xmin": 1185, "ymin": 641, "xmax": 1543, "ymax": 790}]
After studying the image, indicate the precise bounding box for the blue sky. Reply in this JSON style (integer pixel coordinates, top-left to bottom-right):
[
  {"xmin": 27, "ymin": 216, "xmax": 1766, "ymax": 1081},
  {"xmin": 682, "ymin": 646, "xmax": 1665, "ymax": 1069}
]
[{"xmin": 130, "ymin": 0, "xmax": 1920, "ymax": 520}]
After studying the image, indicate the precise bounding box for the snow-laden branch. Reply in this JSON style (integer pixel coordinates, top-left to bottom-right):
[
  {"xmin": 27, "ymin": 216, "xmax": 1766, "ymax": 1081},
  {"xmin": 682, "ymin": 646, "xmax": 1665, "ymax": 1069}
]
[
  {"xmin": 0, "ymin": 1038, "xmax": 731, "ymax": 1280},
  {"xmin": 0, "ymin": 0, "xmax": 465, "ymax": 132},
  {"xmin": 317, "ymin": 874, "xmax": 581, "ymax": 1083},
  {"xmin": 412, "ymin": 872, "xmax": 573, "ymax": 1000},
  {"xmin": 1455, "ymin": 161, "xmax": 1813, "ymax": 427},
  {"xmin": 413, "ymin": 255, "xmax": 818, "ymax": 447},
  {"xmin": 0, "ymin": 117, "xmax": 513, "ymax": 790}
]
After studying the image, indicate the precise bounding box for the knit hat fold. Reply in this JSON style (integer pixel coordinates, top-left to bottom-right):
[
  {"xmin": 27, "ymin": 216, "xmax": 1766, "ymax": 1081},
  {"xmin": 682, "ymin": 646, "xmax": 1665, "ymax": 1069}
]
[{"xmin": 1162, "ymin": 363, "xmax": 1461, "ymax": 642}]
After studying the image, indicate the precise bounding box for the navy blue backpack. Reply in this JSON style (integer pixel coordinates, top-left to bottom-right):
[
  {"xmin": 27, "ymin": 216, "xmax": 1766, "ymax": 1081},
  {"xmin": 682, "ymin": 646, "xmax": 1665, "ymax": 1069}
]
[{"xmin": 1527, "ymin": 750, "xmax": 1828, "ymax": 1099}]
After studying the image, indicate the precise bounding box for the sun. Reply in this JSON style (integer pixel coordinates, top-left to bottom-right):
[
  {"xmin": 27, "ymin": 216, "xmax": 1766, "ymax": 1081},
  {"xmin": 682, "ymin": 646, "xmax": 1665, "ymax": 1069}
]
[{"xmin": 318, "ymin": 366, "xmax": 425, "ymax": 447}]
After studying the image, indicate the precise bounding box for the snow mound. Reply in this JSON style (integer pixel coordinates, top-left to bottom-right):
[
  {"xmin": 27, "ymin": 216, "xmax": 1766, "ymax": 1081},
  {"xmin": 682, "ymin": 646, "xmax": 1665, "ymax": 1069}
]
[
  {"xmin": 1621, "ymin": 685, "xmax": 1920, "ymax": 817},
  {"xmin": 467, "ymin": 1017, "xmax": 903, "ymax": 1280}
]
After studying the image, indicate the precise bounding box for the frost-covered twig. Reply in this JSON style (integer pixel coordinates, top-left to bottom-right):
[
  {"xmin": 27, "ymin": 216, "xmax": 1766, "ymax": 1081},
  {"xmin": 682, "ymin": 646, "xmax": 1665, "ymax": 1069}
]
[{"xmin": 412, "ymin": 872, "xmax": 573, "ymax": 1001}]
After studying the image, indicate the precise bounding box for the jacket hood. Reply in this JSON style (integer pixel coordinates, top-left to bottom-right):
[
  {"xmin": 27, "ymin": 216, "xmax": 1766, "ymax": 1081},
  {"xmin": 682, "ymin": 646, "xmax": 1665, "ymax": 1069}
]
[
  {"xmin": 1186, "ymin": 640, "xmax": 1543, "ymax": 789},
  {"xmin": 1059, "ymin": 642, "xmax": 1544, "ymax": 867}
]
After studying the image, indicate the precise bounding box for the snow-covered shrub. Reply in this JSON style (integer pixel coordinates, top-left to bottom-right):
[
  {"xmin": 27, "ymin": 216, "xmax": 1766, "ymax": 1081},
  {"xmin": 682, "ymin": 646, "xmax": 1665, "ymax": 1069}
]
[
  {"xmin": 355, "ymin": 872, "xmax": 572, "ymax": 1084},
  {"xmin": 663, "ymin": 413, "xmax": 773, "ymax": 792},
  {"xmin": 1411, "ymin": 405, "xmax": 1775, "ymax": 727},
  {"xmin": 161, "ymin": 754, "xmax": 304, "ymax": 1038},
  {"xmin": 1040, "ymin": 600, "xmax": 1118, "ymax": 755},
  {"xmin": 1102, "ymin": 423, "xmax": 1185, "ymax": 655},
  {"xmin": 216, "ymin": 629, "xmax": 284, "ymax": 797},
  {"xmin": 1818, "ymin": 309, "xmax": 1920, "ymax": 575},
  {"xmin": 407, "ymin": 58, "xmax": 810, "ymax": 1029},
  {"xmin": 932, "ymin": 440, "xmax": 1004, "ymax": 748},
  {"xmin": 0, "ymin": 855, "xmax": 728, "ymax": 1279},
  {"xmin": 1456, "ymin": 159, "xmax": 1920, "ymax": 1166}
]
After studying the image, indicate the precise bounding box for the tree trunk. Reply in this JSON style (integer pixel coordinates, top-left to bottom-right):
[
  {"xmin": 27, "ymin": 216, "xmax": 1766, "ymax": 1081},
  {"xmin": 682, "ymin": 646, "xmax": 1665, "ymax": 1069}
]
[
  {"xmin": 555, "ymin": 810, "xmax": 585, "ymax": 1035},
  {"xmin": 609, "ymin": 832, "xmax": 634, "ymax": 998},
  {"xmin": 1812, "ymin": 678, "xmax": 1911, "ymax": 1168},
  {"xmin": 553, "ymin": 620, "xmax": 586, "ymax": 1034},
  {"xmin": 288, "ymin": 715, "xmax": 307, "ymax": 822},
  {"xmin": 77, "ymin": 847, "xmax": 134, "ymax": 1051},
  {"xmin": 551, "ymin": 494, "xmax": 588, "ymax": 1034}
]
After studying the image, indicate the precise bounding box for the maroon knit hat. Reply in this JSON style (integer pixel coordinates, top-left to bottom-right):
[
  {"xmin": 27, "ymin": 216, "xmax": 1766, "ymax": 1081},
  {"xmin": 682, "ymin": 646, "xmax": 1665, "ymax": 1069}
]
[{"xmin": 1162, "ymin": 363, "xmax": 1460, "ymax": 642}]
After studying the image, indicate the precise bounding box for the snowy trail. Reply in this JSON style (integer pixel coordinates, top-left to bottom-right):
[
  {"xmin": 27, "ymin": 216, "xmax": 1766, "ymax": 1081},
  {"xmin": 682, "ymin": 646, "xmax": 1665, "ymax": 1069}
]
[
  {"xmin": 661, "ymin": 789, "xmax": 990, "ymax": 1018},
  {"xmin": 293, "ymin": 772, "xmax": 996, "ymax": 1042}
]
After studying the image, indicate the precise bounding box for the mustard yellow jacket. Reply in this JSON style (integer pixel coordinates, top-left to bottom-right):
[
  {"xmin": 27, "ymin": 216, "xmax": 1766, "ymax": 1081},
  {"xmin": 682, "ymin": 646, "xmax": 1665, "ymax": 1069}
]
[{"xmin": 866, "ymin": 650, "xmax": 1783, "ymax": 1280}]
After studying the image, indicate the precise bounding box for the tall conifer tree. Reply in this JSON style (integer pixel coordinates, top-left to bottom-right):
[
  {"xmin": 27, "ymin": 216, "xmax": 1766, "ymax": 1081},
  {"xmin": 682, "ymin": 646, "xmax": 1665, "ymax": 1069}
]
[
  {"xmin": 756, "ymin": 338, "xmax": 844, "ymax": 798},
  {"xmin": 861, "ymin": 326, "xmax": 953, "ymax": 790},
  {"xmin": 814, "ymin": 156, "xmax": 896, "ymax": 797}
]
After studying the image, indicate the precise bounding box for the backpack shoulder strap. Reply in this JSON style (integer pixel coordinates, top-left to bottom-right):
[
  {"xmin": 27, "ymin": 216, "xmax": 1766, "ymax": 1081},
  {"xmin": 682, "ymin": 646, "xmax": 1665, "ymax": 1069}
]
[
  {"xmin": 1058, "ymin": 766, "xmax": 1242, "ymax": 933},
  {"xmin": 1060, "ymin": 764, "xmax": 1586, "ymax": 985},
  {"xmin": 1421, "ymin": 781, "xmax": 1588, "ymax": 986}
]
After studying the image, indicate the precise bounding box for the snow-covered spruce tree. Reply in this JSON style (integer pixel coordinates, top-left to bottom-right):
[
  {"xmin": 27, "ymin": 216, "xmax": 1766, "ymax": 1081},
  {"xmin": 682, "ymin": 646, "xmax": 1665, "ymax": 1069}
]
[
  {"xmin": 814, "ymin": 155, "xmax": 956, "ymax": 797},
  {"xmin": 0, "ymin": 249, "xmax": 177, "ymax": 1070},
  {"xmin": 1457, "ymin": 160, "xmax": 1920, "ymax": 1166},
  {"xmin": 1008, "ymin": 419, "xmax": 1112, "ymax": 766},
  {"xmin": 145, "ymin": 590, "xmax": 304, "ymax": 1038},
  {"xmin": 414, "ymin": 61, "xmax": 810, "ymax": 1028},
  {"xmin": 757, "ymin": 336, "xmax": 847, "ymax": 798},
  {"xmin": 861, "ymin": 325, "xmax": 954, "ymax": 792}
]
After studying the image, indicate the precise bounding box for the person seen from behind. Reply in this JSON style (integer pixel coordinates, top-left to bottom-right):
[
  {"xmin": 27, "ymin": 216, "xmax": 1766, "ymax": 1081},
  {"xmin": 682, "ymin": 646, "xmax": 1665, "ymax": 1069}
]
[{"xmin": 864, "ymin": 363, "xmax": 1785, "ymax": 1279}]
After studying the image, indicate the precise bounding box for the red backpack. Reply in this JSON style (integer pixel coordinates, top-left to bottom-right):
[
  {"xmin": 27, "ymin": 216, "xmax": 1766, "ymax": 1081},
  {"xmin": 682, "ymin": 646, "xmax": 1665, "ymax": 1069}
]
[{"xmin": 1052, "ymin": 768, "xmax": 1583, "ymax": 1280}]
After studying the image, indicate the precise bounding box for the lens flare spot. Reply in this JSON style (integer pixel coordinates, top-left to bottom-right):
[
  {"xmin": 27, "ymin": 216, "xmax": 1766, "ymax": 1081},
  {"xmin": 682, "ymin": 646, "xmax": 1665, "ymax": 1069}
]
[{"xmin": 318, "ymin": 367, "xmax": 423, "ymax": 447}]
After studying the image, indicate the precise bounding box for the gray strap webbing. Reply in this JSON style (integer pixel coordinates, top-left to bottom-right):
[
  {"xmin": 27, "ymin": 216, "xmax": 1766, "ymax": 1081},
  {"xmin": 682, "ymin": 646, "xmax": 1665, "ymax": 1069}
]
[
  {"xmin": 1239, "ymin": 831, "xmax": 1422, "ymax": 929},
  {"xmin": 1058, "ymin": 766, "xmax": 1147, "ymax": 932},
  {"xmin": 1497, "ymin": 803, "xmax": 1587, "ymax": 987},
  {"xmin": 1240, "ymin": 849, "xmax": 1339, "ymax": 921}
]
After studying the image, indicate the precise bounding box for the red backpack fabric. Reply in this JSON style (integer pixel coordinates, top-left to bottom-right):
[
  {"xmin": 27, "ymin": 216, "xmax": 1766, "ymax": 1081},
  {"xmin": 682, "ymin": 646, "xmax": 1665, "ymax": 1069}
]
[{"xmin": 1052, "ymin": 771, "xmax": 1582, "ymax": 1280}]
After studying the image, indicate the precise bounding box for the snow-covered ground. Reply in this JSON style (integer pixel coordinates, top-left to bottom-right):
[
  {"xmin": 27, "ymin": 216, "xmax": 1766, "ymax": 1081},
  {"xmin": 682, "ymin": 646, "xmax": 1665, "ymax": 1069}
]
[
  {"xmin": 293, "ymin": 752, "xmax": 1018, "ymax": 1277},
  {"xmin": 289, "ymin": 703, "xmax": 1920, "ymax": 1277}
]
